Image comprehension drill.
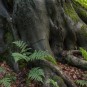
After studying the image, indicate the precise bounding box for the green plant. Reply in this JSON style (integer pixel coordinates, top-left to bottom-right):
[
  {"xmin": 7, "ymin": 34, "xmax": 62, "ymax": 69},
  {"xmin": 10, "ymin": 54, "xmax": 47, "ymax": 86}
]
[
  {"xmin": 28, "ymin": 50, "xmax": 57, "ymax": 65},
  {"xmin": 79, "ymin": 47, "xmax": 87, "ymax": 61},
  {"xmin": 12, "ymin": 41, "xmax": 57, "ymax": 84},
  {"xmin": 75, "ymin": 74, "xmax": 87, "ymax": 87},
  {"xmin": 28, "ymin": 67, "xmax": 45, "ymax": 83},
  {"xmin": 12, "ymin": 52, "xmax": 28, "ymax": 62},
  {"xmin": 12, "ymin": 40, "xmax": 57, "ymax": 64},
  {"xmin": 46, "ymin": 79, "xmax": 59, "ymax": 87},
  {"xmin": 75, "ymin": 80, "xmax": 87, "ymax": 87},
  {"xmin": 0, "ymin": 77, "xmax": 11, "ymax": 87},
  {"xmin": 13, "ymin": 41, "xmax": 31, "ymax": 55},
  {"xmin": 0, "ymin": 67, "xmax": 16, "ymax": 87}
]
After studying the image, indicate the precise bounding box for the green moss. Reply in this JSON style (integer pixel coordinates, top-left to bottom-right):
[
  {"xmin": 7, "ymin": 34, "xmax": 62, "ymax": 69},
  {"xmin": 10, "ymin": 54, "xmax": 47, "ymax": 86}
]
[
  {"xmin": 78, "ymin": 9, "xmax": 87, "ymax": 18},
  {"xmin": 52, "ymin": 76, "xmax": 66, "ymax": 87},
  {"xmin": 75, "ymin": 0, "xmax": 87, "ymax": 9},
  {"xmin": 79, "ymin": 8, "xmax": 87, "ymax": 17},
  {"xmin": 81, "ymin": 24, "xmax": 87, "ymax": 30},
  {"xmin": 64, "ymin": 3, "xmax": 79, "ymax": 22},
  {"xmin": 73, "ymin": 1, "xmax": 87, "ymax": 20},
  {"xmin": 79, "ymin": 24, "xmax": 87, "ymax": 38}
]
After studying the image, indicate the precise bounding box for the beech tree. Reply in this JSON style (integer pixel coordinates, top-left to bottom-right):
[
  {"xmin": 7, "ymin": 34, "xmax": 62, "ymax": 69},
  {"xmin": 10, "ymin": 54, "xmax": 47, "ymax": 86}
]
[{"xmin": 0, "ymin": 0, "xmax": 87, "ymax": 87}]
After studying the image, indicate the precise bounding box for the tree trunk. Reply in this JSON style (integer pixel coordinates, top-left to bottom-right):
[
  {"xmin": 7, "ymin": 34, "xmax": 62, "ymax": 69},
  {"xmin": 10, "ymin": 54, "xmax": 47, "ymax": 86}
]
[{"xmin": 1, "ymin": 0, "xmax": 87, "ymax": 87}]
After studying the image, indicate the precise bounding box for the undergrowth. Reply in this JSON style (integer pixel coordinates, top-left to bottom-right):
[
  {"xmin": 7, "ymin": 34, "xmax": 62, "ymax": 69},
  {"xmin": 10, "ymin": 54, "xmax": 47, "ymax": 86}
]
[
  {"xmin": 75, "ymin": 74, "xmax": 87, "ymax": 87},
  {"xmin": 0, "ymin": 67, "xmax": 16, "ymax": 87},
  {"xmin": 11, "ymin": 40, "xmax": 58, "ymax": 87}
]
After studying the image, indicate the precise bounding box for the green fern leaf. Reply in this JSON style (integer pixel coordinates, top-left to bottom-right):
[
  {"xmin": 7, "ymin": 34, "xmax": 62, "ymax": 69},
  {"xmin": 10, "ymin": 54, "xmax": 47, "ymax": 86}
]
[
  {"xmin": 45, "ymin": 54, "xmax": 57, "ymax": 65},
  {"xmin": 12, "ymin": 41, "xmax": 57, "ymax": 65},
  {"xmin": 28, "ymin": 50, "xmax": 57, "ymax": 65},
  {"xmin": 0, "ymin": 77, "xmax": 11, "ymax": 87},
  {"xmin": 12, "ymin": 53, "xmax": 28, "ymax": 62},
  {"xmin": 75, "ymin": 80, "xmax": 87, "ymax": 87},
  {"xmin": 28, "ymin": 67, "xmax": 45, "ymax": 83},
  {"xmin": 13, "ymin": 41, "xmax": 29, "ymax": 53},
  {"xmin": 80, "ymin": 47, "xmax": 87, "ymax": 61}
]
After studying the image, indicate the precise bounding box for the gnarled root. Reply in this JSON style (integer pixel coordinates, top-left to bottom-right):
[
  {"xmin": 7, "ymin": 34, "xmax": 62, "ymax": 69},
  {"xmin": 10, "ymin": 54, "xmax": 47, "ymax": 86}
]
[
  {"xmin": 62, "ymin": 50, "xmax": 87, "ymax": 70},
  {"xmin": 40, "ymin": 60, "xmax": 77, "ymax": 87}
]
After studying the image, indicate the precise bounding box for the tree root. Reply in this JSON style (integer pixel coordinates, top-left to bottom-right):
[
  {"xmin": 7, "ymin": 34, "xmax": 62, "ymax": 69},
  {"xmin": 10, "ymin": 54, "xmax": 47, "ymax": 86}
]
[
  {"xmin": 41, "ymin": 60, "xmax": 77, "ymax": 87},
  {"xmin": 62, "ymin": 50, "xmax": 87, "ymax": 70}
]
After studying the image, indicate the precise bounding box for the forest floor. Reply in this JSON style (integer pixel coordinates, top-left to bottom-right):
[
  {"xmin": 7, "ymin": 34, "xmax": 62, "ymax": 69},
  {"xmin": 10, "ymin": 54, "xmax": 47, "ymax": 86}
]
[{"xmin": 0, "ymin": 61, "xmax": 87, "ymax": 87}]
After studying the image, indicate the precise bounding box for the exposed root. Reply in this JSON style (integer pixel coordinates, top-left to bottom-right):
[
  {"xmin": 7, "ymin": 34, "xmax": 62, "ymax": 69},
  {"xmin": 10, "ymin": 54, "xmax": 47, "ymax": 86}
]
[
  {"xmin": 62, "ymin": 50, "xmax": 87, "ymax": 70},
  {"xmin": 41, "ymin": 60, "xmax": 77, "ymax": 87}
]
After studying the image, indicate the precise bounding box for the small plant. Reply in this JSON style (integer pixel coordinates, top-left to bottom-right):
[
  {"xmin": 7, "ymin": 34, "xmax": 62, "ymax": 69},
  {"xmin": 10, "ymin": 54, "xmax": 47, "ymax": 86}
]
[
  {"xmin": 28, "ymin": 67, "xmax": 45, "ymax": 83},
  {"xmin": 0, "ymin": 77, "xmax": 11, "ymax": 87},
  {"xmin": 13, "ymin": 41, "xmax": 30, "ymax": 55},
  {"xmin": 12, "ymin": 40, "xmax": 57, "ymax": 85},
  {"xmin": 28, "ymin": 50, "xmax": 57, "ymax": 65},
  {"xmin": 46, "ymin": 79, "xmax": 59, "ymax": 87},
  {"xmin": 79, "ymin": 47, "xmax": 87, "ymax": 61},
  {"xmin": 75, "ymin": 74, "xmax": 87, "ymax": 87},
  {"xmin": 0, "ymin": 67, "xmax": 16, "ymax": 87},
  {"xmin": 75, "ymin": 80, "xmax": 87, "ymax": 87},
  {"xmin": 12, "ymin": 41, "xmax": 57, "ymax": 65}
]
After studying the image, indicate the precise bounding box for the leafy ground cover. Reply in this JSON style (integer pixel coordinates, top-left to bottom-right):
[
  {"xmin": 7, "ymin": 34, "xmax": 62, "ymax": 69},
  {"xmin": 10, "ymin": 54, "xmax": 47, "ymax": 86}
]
[
  {"xmin": 0, "ymin": 61, "xmax": 40, "ymax": 87},
  {"xmin": 0, "ymin": 61, "xmax": 87, "ymax": 87}
]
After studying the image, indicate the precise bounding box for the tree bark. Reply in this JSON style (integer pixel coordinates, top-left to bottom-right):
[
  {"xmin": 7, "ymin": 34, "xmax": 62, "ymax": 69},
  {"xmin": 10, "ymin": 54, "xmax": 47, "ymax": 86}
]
[{"xmin": 1, "ymin": 0, "xmax": 87, "ymax": 87}]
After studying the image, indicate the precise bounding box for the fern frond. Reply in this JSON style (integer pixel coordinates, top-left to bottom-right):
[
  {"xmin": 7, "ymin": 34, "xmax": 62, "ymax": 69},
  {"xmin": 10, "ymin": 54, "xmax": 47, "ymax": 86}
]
[
  {"xmin": 13, "ymin": 41, "xmax": 29, "ymax": 53},
  {"xmin": 12, "ymin": 53, "xmax": 28, "ymax": 62},
  {"xmin": 0, "ymin": 77, "xmax": 11, "ymax": 87},
  {"xmin": 12, "ymin": 41, "xmax": 57, "ymax": 64},
  {"xmin": 28, "ymin": 50, "xmax": 57, "ymax": 65},
  {"xmin": 80, "ymin": 47, "xmax": 87, "ymax": 61},
  {"xmin": 75, "ymin": 80, "xmax": 87, "ymax": 87},
  {"xmin": 45, "ymin": 54, "xmax": 57, "ymax": 65},
  {"xmin": 46, "ymin": 79, "xmax": 59, "ymax": 87},
  {"xmin": 28, "ymin": 67, "xmax": 45, "ymax": 83}
]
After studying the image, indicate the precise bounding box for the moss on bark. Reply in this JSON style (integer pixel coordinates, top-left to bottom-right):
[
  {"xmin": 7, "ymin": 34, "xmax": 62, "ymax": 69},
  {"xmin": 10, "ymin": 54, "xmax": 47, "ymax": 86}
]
[{"xmin": 64, "ymin": 3, "xmax": 79, "ymax": 23}]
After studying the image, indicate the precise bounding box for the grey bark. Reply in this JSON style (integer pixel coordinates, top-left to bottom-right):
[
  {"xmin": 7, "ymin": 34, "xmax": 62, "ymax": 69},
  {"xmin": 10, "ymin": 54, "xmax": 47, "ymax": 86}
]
[
  {"xmin": 1, "ymin": 0, "xmax": 87, "ymax": 87},
  {"xmin": 12, "ymin": 0, "xmax": 78, "ymax": 87},
  {"xmin": 62, "ymin": 50, "xmax": 87, "ymax": 70}
]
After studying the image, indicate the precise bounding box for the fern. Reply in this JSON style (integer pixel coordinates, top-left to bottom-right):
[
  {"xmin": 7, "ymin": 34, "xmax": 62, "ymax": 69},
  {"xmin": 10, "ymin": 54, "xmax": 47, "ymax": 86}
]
[
  {"xmin": 28, "ymin": 50, "xmax": 57, "ymax": 65},
  {"xmin": 13, "ymin": 41, "xmax": 30, "ymax": 54},
  {"xmin": 12, "ymin": 41, "xmax": 57, "ymax": 65},
  {"xmin": 46, "ymin": 79, "xmax": 59, "ymax": 87},
  {"xmin": 75, "ymin": 80, "xmax": 87, "ymax": 87},
  {"xmin": 79, "ymin": 47, "xmax": 87, "ymax": 61},
  {"xmin": 28, "ymin": 67, "xmax": 45, "ymax": 83},
  {"xmin": 12, "ymin": 53, "xmax": 28, "ymax": 62},
  {"xmin": 0, "ymin": 77, "xmax": 11, "ymax": 87},
  {"xmin": 12, "ymin": 41, "xmax": 57, "ymax": 84}
]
